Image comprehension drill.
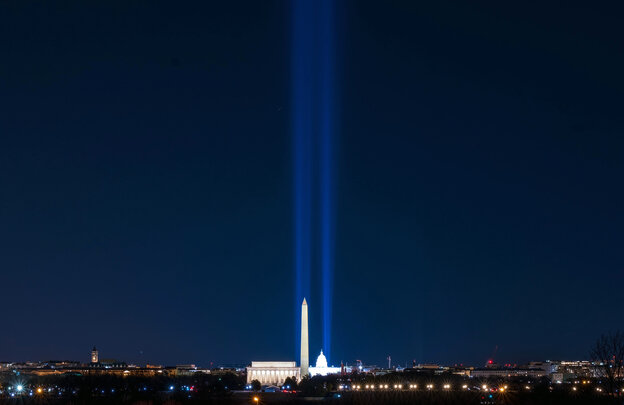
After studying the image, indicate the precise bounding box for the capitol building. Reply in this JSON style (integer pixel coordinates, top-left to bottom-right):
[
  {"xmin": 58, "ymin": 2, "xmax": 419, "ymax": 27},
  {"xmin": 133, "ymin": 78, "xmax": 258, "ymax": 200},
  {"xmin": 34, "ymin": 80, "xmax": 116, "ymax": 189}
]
[{"xmin": 309, "ymin": 350, "xmax": 341, "ymax": 377}]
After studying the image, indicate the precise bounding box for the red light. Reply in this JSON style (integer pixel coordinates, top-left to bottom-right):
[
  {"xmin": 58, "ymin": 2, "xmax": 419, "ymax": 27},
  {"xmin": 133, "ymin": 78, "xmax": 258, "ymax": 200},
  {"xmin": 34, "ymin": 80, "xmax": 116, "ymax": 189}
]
[{"xmin": 488, "ymin": 360, "xmax": 493, "ymax": 364}]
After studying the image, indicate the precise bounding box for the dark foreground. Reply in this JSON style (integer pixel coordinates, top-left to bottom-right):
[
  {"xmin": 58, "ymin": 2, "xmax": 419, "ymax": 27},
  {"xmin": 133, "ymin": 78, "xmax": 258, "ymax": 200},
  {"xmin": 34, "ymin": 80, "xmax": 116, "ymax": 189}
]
[
  {"xmin": 0, "ymin": 391, "xmax": 619, "ymax": 405},
  {"xmin": 0, "ymin": 372, "xmax": 619, "ymax": 404}
]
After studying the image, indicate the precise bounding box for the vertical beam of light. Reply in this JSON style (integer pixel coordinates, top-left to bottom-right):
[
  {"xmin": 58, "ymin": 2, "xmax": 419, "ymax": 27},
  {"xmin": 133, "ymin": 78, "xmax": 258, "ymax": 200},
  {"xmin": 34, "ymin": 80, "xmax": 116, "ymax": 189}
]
[
  {"xmin": 292, "ymin": 0, "xmax": 337, "ymax": 363},
  {"xmin": 319, "ymin": 0, "xmax": 335, "ymax": 364},
  {"xmin": 292, "ymin": 0, "xmax": 314, "ymax": 356}
]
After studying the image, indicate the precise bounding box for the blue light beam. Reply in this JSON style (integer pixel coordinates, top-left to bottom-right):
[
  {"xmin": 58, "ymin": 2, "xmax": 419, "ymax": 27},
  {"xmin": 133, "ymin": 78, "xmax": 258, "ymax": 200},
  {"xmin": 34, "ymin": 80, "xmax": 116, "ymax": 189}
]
[
  {"xmin": 292, "ymin": 0, "xmax": 337, "ymax": 363},
  {"xmin": 319, "ymin": 0, "xmax": 335, "ymax": 364}
]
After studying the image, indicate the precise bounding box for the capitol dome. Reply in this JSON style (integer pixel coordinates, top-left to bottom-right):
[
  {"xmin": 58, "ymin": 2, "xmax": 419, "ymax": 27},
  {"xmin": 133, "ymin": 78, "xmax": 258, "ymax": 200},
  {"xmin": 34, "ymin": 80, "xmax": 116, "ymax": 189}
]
[
  {"xmin": 315, "ymin": 350, "xmax": 328, "ymax": 368},
  {"xmin": 309, "ymin": 349, "xmax": 343, "ymax": 377}
]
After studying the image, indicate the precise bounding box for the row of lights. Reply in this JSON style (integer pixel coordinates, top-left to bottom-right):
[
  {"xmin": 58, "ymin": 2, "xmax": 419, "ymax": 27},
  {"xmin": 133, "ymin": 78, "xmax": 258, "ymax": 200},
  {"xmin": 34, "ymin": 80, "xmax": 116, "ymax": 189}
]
[
  {"xmin": 1, "ymin": 386, "xmax": 54, "ymax": 397},
  {"xmin": 8, "ymin": 386, "xmax": 169, "ymax": 395},
  {"xmin": 345, "ymin": 384, "xmax": 499, "ymax": 391},
  {"xmin": 339, "ymin": 383, "xmax": 612, "ymax": 394},
  {"xmin": 572, "ymin": 386, "xmax": 610, "ymax": 392}
]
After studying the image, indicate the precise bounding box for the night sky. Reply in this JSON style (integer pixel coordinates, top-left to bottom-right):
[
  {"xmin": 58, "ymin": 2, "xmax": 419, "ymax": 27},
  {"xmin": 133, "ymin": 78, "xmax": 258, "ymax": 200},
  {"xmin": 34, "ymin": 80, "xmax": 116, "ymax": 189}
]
[{"xmin": 1, "ymin": 1, "xmax": 622, "ymax": 368}]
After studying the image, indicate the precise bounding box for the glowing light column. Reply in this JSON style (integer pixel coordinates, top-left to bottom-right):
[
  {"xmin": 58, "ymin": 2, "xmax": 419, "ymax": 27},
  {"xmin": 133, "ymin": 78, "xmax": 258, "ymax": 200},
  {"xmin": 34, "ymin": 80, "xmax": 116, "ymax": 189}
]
[
  {"xmin": 292, "ymin": 0, "xmax": 337, "ymax": 364},
  {"xmin": 319, "ymin": 0, "xmax": 335, "ymax": 363}
]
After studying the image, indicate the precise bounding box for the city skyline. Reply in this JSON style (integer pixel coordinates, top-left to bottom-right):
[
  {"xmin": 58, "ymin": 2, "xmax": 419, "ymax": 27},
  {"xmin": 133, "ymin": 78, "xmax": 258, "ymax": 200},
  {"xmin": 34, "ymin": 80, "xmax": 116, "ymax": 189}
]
[
  {"xmin": 0, "ymin": 296, "xmax": 610, "ymax": 370},
  {"xmin": 0, "ymin": 344, "xmax": 607, "ymax": 371}
]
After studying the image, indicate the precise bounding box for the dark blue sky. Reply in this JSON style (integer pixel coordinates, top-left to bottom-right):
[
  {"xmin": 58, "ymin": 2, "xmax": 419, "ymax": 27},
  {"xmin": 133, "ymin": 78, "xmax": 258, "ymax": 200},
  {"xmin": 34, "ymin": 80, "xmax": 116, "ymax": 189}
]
[{"xmin": 0, "ymin": 1, "xmax": 622, "ymax": 368}]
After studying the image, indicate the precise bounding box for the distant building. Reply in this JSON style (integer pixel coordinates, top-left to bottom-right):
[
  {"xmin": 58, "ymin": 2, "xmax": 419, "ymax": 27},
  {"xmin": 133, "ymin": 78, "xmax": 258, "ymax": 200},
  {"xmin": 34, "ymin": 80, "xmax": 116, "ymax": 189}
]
[
  {"xmin": 246, "ymin": 361, "xmax": 300, "ymax": 385},
  {"xmin": 211, "ymin": 367, "xmax": 239, "ymax": 376},
  {"xmin": 173, "ymin": 364, "xmax": 211, "ymax": 376},
  {"xmin": 44, "ymin": 360, "xmax": 82, "ymax": 369},
  {"xmin": 527, "ymin": 361, "xmax": 557, "ymax": 374},
  {"xmin": 470, "ymin": 368, "xmax": 547, "ymax": 378},
  {"xmin": 401, "ymin": 364, "xmax": 451, "ymax": 375},
  {"xmin": 557, "ymin": 361, "xmax": 598, "ymax": 378},
  {"xmin": 89, "ymin": 359, "xmax": 127, "ymax": 369},
  {"xmin": 91, "ymin": 346, "xmax": 99, "ymax": 363},
  {"xmin": 416, "ymin": 364, "xmax": 444, "ymax": 370}
]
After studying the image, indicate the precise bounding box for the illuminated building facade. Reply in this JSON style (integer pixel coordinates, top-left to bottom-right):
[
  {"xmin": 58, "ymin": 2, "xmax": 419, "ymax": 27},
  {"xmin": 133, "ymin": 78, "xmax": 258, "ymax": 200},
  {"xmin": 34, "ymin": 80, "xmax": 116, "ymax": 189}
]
[
  {"xmin": 309, "ymin": 350, "xmax": 342, "ymax": 377},
  {"xmin": 246, "ymin": 362, "xmax": 300, "ymax": 386},
  {"xmin": 470, "ymin": 368, "xmax": 547, "ymax": 378}
]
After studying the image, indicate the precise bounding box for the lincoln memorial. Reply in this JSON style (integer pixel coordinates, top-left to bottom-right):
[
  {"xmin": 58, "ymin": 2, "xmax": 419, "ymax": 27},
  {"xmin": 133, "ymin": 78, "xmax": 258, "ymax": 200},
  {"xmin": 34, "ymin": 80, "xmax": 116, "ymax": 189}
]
[{"xmin": 246, "ymin": 361, "xmax": 301, "ymax": 385}]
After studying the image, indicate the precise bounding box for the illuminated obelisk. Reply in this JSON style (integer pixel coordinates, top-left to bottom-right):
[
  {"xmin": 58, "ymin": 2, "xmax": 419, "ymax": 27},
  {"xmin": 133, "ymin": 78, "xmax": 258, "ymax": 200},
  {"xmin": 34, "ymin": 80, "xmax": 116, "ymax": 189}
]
[{"xmin": 300, "ymin": 298, "xmax": 309, "ymax": 377}]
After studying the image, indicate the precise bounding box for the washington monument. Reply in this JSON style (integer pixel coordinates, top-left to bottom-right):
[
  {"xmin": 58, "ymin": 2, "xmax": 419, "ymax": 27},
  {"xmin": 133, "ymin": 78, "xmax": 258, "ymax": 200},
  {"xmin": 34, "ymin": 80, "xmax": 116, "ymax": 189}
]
[{"xmin": 300, "ymin": 298, "xmax": 309, "ymax": 377}]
